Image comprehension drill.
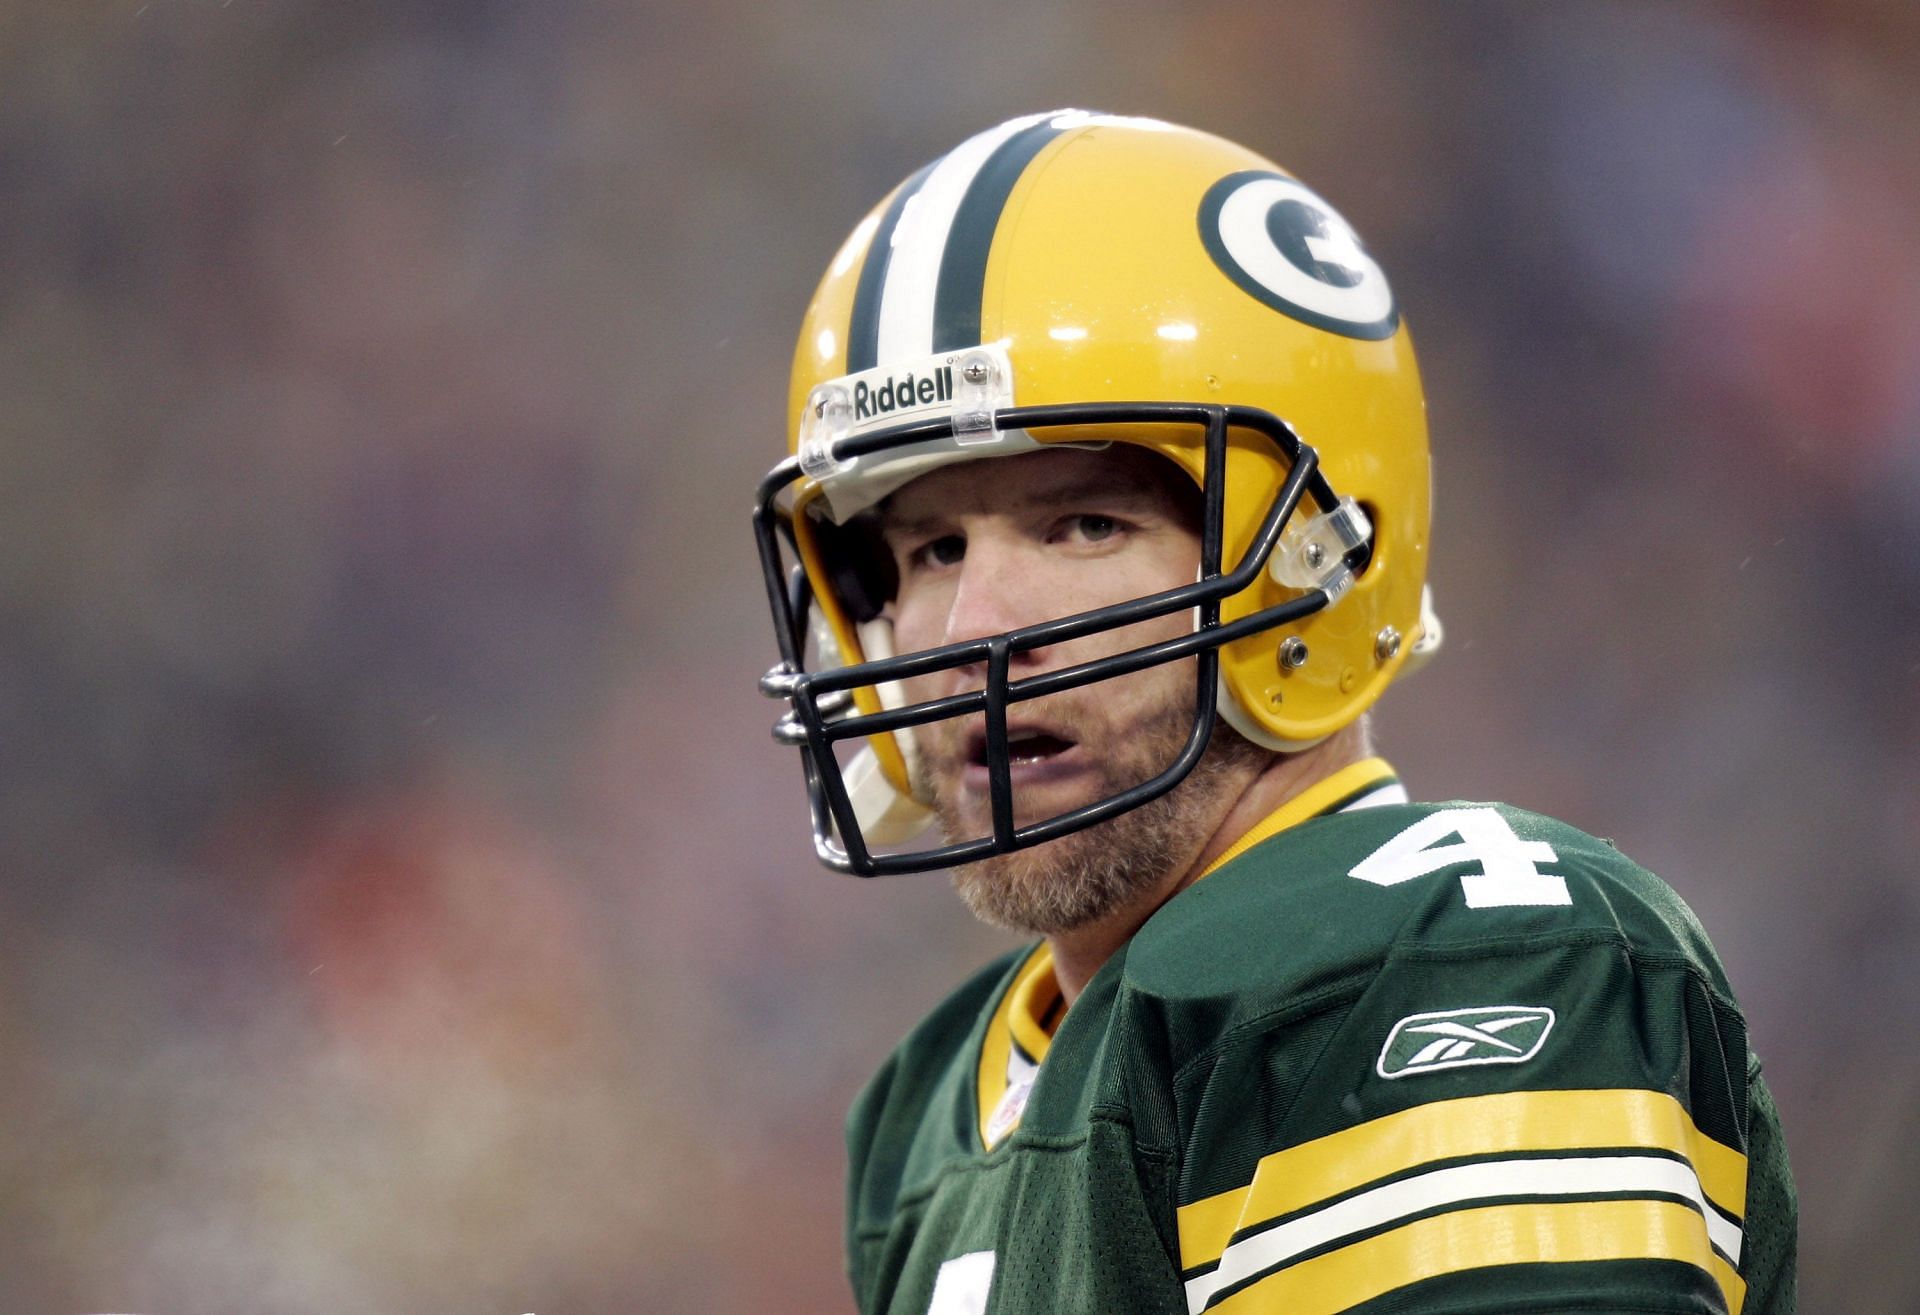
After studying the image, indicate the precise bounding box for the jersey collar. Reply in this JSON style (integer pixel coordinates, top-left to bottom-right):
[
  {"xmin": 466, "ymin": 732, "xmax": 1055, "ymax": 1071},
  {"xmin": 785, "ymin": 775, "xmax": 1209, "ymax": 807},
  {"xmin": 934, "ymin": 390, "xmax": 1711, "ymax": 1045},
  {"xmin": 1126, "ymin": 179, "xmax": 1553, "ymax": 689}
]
[
  {"xmin": 977, "ymin": 945, "xmax": 1061, "ymax": 1149},
  {"xmin": 973, "ymin": 757, "xmax": 1405, "ymax": 1149},
  {"xmin": 1196, "ymin": 756, "xmax": 1406, "ymax": 880}
]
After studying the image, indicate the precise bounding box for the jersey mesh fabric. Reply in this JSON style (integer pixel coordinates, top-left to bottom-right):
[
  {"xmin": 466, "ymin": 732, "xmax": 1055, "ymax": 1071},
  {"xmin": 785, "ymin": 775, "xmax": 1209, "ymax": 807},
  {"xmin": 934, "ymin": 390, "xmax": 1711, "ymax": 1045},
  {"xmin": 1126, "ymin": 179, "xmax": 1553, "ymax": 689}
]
[
  {"xmin": 980, "ymin": 1120, "xmax": 1183, "ymax": 1314},
  {"xmin": 1736, "ymin": 1067, "xmax": 1798, "ymax": 1312}
]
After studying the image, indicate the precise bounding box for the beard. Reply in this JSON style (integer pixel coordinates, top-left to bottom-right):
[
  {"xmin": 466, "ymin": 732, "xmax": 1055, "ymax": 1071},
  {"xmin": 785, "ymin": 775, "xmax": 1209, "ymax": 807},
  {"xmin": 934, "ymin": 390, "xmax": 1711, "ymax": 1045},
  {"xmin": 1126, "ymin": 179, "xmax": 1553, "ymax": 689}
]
[{"xmin": 931, "ymin": 696, "xmax": 1270, "ymax": 937}]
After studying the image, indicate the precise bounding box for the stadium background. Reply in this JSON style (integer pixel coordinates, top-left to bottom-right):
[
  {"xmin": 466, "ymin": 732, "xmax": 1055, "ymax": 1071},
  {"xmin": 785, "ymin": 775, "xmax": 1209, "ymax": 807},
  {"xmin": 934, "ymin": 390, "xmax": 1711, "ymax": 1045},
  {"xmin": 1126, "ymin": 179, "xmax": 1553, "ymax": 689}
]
[{"xmin": 3, "ymin": 2, "xmax": 1916, "ymax": 1310}]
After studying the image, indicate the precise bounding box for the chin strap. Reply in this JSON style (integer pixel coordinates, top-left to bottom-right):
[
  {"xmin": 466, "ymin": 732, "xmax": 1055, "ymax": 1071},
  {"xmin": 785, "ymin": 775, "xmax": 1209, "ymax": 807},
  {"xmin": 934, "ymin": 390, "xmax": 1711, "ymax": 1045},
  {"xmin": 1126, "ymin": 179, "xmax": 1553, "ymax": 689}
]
[
  {"xmin": 843, "ymin": 744, "xmax": 938, "ymax": 845},
  {"xmin": 1402, "ymin": 583, "xmax": 1444, "ymax": 675},
  {"xmin": 842, "ymin": 618, "xmax": 938, "ymax": 845}
]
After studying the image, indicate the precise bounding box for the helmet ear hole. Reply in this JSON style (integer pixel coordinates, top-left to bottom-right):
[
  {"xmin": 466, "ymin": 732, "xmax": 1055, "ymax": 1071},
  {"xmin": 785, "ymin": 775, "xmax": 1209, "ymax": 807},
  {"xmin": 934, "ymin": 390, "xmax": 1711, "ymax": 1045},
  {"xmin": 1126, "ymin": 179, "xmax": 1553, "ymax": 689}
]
[{"xmin": 811, "ymin": 514, "xmax": 898, "ymax": 623}]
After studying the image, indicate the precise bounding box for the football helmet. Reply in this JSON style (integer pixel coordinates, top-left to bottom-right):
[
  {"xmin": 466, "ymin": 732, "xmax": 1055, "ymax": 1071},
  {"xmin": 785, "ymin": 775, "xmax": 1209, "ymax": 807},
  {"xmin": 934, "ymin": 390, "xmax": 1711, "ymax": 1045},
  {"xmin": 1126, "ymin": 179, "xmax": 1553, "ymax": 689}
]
[{"xmin": 754, "ymin": 110, "xmax": 1440, "ymax": 875}]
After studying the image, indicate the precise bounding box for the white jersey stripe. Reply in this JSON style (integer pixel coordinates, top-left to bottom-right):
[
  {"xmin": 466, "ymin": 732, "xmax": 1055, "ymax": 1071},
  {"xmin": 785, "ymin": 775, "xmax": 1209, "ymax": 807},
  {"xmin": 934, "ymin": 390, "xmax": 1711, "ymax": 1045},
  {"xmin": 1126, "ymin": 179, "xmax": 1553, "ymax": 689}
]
[
  {"xmin": 873, "ymin": 113, "xmax": 1051, "ymax": 366},
  {"xmin": 1184, "ymin": 1152, "xmax": 1741, "ymax": 1313}
]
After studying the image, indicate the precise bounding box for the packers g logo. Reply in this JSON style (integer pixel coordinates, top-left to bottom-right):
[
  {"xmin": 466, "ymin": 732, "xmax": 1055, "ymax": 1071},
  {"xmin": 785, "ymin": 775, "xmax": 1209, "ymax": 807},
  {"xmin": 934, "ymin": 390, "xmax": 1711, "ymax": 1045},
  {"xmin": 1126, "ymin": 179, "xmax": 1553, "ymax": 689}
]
[{"xmin": 1198, "ymin": 170, "xmax": 1398, "ymax": 340}]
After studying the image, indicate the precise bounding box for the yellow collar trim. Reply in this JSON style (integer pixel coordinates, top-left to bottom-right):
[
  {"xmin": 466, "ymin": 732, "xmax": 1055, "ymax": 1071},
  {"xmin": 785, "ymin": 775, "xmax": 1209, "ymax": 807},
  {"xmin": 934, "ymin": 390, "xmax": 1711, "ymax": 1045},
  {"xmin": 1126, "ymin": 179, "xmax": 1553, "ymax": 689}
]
[
  {"xmin": 1005, "ymin": 945, "xmax": 1061, "ymax": 1063},
  {"xmin": 1197, "ymin": 757, "xmax": 1401, "ymax": 881},
  {"xmin": 976, "ymin": 943, "xmax": 1060, "ymax": 1149}
]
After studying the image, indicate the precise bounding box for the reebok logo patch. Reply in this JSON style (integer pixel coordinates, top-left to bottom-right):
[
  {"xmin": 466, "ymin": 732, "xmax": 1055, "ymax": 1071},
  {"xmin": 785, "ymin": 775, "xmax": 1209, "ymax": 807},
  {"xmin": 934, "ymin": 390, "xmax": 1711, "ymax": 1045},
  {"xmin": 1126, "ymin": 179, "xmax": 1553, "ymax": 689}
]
[{"xmin": 1376, "ymin": 1005, "xmax": 1556, "ymax": 1080}]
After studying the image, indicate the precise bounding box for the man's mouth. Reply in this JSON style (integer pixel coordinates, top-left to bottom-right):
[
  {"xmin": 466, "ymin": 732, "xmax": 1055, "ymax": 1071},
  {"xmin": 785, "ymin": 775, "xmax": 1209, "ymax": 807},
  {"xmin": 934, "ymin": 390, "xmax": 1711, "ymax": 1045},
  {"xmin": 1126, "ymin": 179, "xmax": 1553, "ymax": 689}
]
[
  {"xmin": 1008, "ymin": 732, "xmax": 1076, "ymax": 764},
  {"xmin": 965, "ymin": 724, "xmax": 1079, "ymax": 769}
]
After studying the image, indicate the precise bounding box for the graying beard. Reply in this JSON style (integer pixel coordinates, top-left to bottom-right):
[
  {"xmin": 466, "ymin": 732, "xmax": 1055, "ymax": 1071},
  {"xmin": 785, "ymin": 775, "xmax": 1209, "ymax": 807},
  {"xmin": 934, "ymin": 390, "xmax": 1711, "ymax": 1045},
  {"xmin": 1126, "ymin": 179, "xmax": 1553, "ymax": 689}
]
[{"xmin": 943, "ymin": 716, "xmax": 1267, "ymax": 936}]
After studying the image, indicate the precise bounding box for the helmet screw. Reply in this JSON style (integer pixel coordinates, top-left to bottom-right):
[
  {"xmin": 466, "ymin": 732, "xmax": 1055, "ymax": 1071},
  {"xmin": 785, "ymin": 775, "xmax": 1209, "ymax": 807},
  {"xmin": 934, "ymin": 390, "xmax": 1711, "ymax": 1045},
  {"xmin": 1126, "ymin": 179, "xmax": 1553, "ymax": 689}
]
[
  {"xmin": 1374, "ymin": 626, "xmax": 1402, "ymax": 663},
  {"xmin": 962, "ymin": 360, "xmax": 991, "ymax": 384},
  {"xmin": 1277, "ymin": 637, "xmax": 1309, "ymax": 671},
  {"xmin": 1303, "ymin": 542, "xmax": 1326, "ymax": 570}
]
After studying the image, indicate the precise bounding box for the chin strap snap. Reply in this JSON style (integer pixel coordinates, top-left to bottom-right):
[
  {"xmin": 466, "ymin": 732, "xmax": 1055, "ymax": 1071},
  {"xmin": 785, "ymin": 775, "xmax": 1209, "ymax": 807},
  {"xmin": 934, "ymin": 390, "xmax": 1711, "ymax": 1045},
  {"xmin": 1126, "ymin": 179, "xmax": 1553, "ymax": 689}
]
[
  {"xmin": 1269, "ymin": 496, "xmax": 1372, "ymax": 605},
  {"xmin": 798, "ymin": 383, "xmax": 856, "ymax": 480}
]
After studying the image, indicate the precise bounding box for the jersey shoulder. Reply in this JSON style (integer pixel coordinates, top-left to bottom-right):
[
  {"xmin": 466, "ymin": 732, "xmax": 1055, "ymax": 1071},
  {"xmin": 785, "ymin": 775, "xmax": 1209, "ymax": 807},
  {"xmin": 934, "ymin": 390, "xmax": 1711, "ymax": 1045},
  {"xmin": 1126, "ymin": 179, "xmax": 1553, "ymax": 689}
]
[
  {"xmin": 1125, "ymin": 803, "xmax": 1775, "ymax": 1315},
  {"xmin": 1123, "ymin": 799, "xmax": 1739, "ymax": 1033}
]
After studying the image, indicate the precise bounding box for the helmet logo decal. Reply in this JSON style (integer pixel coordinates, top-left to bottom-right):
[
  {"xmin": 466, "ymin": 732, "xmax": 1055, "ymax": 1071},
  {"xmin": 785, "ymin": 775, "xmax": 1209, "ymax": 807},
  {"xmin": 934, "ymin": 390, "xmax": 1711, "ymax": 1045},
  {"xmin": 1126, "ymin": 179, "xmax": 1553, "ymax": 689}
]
[{"xmin": 1199, "ymin": 170, "xmax": 1399, "ymax": 340}]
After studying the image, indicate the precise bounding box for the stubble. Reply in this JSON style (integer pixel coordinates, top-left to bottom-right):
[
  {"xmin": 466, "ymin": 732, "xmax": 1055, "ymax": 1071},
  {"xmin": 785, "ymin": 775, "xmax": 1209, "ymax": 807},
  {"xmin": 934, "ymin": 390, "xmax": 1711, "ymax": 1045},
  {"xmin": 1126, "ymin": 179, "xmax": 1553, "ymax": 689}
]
[{"xmin": 936, "ymin": 702, "xmax": 1269, "ymax": 936}]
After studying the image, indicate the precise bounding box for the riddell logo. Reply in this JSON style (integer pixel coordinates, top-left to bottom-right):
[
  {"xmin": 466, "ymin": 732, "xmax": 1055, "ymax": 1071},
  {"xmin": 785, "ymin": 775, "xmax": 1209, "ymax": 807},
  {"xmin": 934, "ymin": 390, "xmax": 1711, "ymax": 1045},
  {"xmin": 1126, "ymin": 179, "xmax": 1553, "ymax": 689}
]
[
  {"xmin": 852, "ymin": 365, "xmax": 954, "ymax": 421},
  {"xmin": 1376, "ymin": 1005, "xmax": 1555, "ymax": 1079}
]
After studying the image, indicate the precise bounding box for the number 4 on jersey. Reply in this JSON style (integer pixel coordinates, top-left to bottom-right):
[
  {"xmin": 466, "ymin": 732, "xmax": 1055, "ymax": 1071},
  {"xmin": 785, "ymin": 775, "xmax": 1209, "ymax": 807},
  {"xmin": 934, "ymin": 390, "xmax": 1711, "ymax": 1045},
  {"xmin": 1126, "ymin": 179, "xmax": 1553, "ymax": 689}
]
[{"xmin": 1349, "ymin": 808, "xmax": 1572, "ymax": 909}]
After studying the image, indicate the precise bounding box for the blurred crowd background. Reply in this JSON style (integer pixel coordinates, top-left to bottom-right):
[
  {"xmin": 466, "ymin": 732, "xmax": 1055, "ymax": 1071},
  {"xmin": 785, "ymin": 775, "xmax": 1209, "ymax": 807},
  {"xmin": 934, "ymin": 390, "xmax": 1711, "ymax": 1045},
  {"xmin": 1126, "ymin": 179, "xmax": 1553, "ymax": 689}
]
[{"xmin": 3, "ymin": 1, "xmax": 1916, "ymax": 1311}]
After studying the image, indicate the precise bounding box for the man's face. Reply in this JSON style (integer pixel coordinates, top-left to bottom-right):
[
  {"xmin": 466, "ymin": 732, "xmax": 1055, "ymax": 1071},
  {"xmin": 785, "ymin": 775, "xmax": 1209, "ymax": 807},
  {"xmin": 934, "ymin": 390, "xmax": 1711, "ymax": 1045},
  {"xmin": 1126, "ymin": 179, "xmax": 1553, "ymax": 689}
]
[{"xmin": 876, "ymin": 443, "xmax": 1265, "ymax": 934}]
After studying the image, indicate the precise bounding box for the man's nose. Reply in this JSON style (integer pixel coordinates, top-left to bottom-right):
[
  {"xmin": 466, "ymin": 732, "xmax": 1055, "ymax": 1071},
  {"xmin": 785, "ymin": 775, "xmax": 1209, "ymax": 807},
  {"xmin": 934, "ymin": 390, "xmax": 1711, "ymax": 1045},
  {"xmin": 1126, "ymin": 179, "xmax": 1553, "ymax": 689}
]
[{"xmin": 940, "ymin": 539, "xmax": 1044, "ymax": 655}]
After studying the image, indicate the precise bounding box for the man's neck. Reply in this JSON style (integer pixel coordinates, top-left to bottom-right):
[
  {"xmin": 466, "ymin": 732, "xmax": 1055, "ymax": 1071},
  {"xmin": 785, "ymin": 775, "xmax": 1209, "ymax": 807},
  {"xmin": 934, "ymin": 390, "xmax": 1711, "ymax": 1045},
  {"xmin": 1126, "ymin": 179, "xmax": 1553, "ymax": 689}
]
[{"xmin": 1045, "ymin": 723, "xmax": 1372, "ymax": 1004}]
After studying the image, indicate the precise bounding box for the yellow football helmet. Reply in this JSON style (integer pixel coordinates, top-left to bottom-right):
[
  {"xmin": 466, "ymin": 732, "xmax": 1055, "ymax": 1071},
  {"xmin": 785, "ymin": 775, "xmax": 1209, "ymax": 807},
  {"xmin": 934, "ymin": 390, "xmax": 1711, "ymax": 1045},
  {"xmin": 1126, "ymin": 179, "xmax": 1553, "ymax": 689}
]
[{"xmin": 754, "ymin": 110, "xmax": 1440, "ymax": 874}]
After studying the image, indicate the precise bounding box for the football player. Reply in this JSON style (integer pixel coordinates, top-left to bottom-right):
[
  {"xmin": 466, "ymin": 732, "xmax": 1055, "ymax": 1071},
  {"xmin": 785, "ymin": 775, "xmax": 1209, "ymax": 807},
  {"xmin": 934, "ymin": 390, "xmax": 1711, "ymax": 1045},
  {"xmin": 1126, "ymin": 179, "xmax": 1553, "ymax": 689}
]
[{"xmin": 753, "ymin": 111, "xmax": 1796, "ymax": 1314}]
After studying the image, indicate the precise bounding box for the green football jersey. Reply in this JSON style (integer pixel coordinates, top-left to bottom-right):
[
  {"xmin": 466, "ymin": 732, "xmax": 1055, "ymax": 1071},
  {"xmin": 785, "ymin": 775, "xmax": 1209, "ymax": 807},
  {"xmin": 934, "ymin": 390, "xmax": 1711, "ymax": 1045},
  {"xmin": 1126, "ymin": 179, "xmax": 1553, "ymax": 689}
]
[{"xmin": 845, "ymin": 761, "xmax": 1796, "ymax": 1315}]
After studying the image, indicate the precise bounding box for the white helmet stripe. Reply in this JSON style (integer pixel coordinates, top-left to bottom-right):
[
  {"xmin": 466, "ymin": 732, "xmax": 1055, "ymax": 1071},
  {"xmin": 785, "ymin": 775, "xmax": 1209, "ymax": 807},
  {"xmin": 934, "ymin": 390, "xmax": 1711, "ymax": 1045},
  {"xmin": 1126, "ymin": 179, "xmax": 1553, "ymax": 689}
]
[
  {"xmin": 843, "ymin": 159, "xmax": 936, "ymax": 375},
  {"xmin": 871, "ymin": 112, "xmax": 1054, "ymax": 366}
]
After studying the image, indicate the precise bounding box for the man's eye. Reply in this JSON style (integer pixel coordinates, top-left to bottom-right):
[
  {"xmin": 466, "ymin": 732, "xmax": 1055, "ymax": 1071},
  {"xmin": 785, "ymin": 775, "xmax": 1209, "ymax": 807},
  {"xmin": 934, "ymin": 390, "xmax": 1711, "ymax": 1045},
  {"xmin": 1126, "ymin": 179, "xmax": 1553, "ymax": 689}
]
[
  {"xmin": 1067, "ymin": 514, "xmax": 1119, "ymax": 543},
  {"xmin": 911, "ymin": 534, "xmax": 966, "ymax": 568}
]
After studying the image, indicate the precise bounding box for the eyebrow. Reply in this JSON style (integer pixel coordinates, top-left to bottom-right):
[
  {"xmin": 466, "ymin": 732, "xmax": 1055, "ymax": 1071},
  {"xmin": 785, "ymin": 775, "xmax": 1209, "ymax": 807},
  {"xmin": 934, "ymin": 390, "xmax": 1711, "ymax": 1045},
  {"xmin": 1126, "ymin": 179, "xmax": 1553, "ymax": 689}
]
[{"xmin": 877, "ymin": 472, "xmax": 1168, "ymax": 541}]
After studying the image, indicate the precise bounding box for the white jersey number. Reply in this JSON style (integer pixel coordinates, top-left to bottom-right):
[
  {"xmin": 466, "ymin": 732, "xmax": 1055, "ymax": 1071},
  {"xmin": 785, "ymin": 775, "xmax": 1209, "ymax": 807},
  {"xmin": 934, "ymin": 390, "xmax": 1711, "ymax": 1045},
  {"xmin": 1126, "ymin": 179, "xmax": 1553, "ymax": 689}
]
[
  {"xmin": 926, "ymin": 1250, "xmax": 995, "ymax": 1315},
  {"xmin": 1349, "ymin": 808, "xmax": 1571, "ymax": 909}
]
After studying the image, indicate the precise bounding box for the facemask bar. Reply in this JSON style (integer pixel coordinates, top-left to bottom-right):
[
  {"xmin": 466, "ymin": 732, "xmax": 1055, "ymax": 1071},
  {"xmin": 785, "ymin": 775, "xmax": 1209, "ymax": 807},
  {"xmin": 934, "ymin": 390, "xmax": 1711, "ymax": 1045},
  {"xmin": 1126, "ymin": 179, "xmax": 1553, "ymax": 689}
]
[{"xmin": 752, "ymin": 402, "xmax": 1358, "ymax": 876}]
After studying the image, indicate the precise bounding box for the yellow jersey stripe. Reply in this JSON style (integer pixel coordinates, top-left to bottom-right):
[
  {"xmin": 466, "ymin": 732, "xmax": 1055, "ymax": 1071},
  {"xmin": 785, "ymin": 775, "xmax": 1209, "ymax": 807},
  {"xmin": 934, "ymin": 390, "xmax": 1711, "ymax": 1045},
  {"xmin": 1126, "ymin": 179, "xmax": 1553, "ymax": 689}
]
[
  {"xmin": 1183, "ymin": 1152, "xmax": 1740, "ymax": 1312},
  {"xmin": 1178, "ymin": 1088, "xmax": 1748, "ymax": 1269},
  {"xmin": 1182, "ymin": 1144, "xmax": 1743, "ymax": 1305},
  {"xmin": 1201, "ymin": 1198, "xmax": 1744, "ymax": 1315},
  {"xmin": 1197, "ymin": 758, "xmax": 1400, "ymax": 880}
]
